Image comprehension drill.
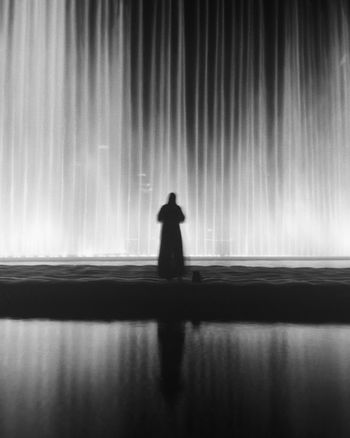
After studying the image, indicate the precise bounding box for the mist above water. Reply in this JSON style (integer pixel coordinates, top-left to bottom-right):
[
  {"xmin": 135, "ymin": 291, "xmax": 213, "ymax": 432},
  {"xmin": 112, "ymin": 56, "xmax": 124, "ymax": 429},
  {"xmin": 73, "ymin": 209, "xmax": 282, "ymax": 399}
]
[{"xmin": 1, "ymin": 0, "xmax": 350, "ymax": 257}]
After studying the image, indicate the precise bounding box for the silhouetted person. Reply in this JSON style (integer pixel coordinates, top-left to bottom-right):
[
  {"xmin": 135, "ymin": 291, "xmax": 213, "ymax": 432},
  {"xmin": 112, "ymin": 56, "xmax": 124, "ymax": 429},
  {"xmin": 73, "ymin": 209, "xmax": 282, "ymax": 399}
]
[
  {"xmin": 157, "ymin": 193, "xmax": 185, "ymax": 279},
  {"xmin": 157, "ymin": 321, "xmax": 185, "ymax": 405}
]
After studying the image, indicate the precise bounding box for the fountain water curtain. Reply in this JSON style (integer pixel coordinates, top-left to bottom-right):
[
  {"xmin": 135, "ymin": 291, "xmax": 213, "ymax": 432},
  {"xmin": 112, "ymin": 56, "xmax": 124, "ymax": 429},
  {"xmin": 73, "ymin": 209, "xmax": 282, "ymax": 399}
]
[{"xmin": 0, "ymin": 0, "xmax": 350, "ymax": 257}]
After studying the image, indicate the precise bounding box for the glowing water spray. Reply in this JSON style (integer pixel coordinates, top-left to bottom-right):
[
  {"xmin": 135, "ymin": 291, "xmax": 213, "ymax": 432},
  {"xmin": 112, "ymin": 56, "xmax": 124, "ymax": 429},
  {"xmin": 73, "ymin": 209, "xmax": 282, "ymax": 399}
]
[{"xmin": 0, "ymin": 0, "xmax": 350, "ymax": 257}]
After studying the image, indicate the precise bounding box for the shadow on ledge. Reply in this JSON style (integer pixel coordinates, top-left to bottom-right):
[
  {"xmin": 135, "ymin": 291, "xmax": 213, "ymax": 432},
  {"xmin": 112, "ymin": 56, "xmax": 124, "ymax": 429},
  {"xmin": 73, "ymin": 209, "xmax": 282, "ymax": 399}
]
[{"xmin": 0, "ymin": 280, "xmax": 349, "ymax": 323}]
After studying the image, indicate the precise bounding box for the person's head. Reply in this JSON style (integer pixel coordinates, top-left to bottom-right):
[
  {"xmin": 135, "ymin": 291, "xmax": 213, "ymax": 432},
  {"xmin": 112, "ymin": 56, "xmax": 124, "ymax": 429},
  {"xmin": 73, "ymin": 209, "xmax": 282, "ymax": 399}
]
[{"xmin": 168, "ymin": 193, "xmax": 176, "ymax": 204}]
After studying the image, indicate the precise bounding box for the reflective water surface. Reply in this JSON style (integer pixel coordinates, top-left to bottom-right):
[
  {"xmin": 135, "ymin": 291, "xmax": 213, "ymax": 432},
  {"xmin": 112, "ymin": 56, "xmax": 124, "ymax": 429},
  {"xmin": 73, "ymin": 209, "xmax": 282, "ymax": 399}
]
[{"xmin": 1, "ymin": 319, "xmax": 350, "ymax": 437}]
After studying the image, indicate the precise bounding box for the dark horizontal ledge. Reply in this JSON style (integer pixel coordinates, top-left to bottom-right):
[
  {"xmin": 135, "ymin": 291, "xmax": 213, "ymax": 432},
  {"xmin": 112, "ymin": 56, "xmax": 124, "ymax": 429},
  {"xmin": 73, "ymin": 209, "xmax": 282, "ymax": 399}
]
[{"xmin": 0, "ymin": 280, "xmax": 349, "ymax": 324}]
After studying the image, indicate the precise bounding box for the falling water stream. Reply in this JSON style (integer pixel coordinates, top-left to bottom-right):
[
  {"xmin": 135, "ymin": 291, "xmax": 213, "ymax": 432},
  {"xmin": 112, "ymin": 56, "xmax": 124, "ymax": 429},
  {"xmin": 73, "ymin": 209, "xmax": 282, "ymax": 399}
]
[{"xmin": 1, "ymin": 0, "xmax": 350, "ymax": 257}]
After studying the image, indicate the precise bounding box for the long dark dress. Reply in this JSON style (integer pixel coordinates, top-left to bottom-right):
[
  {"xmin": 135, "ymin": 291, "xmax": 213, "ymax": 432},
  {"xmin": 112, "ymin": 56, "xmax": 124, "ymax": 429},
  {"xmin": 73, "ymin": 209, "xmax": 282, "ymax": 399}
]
[{"xmin": 157, "ymin": 203, "xmax": 185, "ymax": 278}]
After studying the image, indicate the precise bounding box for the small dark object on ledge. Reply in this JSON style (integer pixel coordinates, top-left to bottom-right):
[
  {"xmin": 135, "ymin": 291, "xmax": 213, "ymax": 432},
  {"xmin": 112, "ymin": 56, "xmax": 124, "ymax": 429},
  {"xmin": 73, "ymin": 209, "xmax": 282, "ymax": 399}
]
[{"xmin": 192, "ymin": 270, "xmax": 202, "ymax": 283}]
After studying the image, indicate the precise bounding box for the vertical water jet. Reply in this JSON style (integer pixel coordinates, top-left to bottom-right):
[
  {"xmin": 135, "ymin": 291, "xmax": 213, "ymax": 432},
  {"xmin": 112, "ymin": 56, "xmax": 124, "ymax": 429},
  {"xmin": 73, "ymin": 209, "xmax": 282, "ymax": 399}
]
[{"xmin": 0, "ymin": 0, "xmax": 350, "ymax": 257}]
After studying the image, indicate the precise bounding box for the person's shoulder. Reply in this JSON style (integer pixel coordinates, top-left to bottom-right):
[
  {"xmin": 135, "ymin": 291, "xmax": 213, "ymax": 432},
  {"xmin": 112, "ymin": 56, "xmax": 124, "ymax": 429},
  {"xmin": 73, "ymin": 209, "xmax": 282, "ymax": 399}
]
[{"xmin": 159, "ymin": 204, "xmax": 168, "ymax": 212}]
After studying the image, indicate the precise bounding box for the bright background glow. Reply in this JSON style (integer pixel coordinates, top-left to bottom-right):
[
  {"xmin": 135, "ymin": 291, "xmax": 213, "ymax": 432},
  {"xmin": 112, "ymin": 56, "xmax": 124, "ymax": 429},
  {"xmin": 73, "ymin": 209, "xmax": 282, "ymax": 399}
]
[{"xmin": 1, "ymin": 0, "xmax": 350, "ymax": 257}]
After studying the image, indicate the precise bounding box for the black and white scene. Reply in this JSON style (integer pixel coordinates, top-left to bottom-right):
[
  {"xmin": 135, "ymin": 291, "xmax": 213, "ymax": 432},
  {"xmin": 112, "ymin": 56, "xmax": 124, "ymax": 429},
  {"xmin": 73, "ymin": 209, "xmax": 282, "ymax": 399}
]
[{"xmin": 1, "ymin": 0, "xmax": 350, "ymax": 436}]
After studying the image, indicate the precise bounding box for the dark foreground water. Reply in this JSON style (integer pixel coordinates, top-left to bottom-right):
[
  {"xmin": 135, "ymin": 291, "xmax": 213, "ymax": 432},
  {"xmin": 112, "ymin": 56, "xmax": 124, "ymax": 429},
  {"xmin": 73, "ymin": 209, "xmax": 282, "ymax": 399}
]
[{"xmin": 1, "ymin": 319, "xmax": 350, "ymax": 438}]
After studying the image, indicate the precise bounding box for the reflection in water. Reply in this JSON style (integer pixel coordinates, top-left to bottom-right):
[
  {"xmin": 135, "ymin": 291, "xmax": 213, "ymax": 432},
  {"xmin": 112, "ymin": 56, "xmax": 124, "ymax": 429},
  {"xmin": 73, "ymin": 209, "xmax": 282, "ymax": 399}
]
[
  {"xmin": 157, "ymin": 321, "xmax": 185, "ymax": 404},
  {"xmin": 0, "ymin": 320, "xmax": 349, "ymax": 437}
]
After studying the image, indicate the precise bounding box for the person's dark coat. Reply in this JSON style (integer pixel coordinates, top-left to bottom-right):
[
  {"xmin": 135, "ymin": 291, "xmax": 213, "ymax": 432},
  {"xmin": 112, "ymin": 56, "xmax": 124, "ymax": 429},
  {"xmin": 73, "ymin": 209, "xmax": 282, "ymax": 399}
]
[{"xmin": 157, "ymin": 195, "xmax": 185, "ymax": 279}]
